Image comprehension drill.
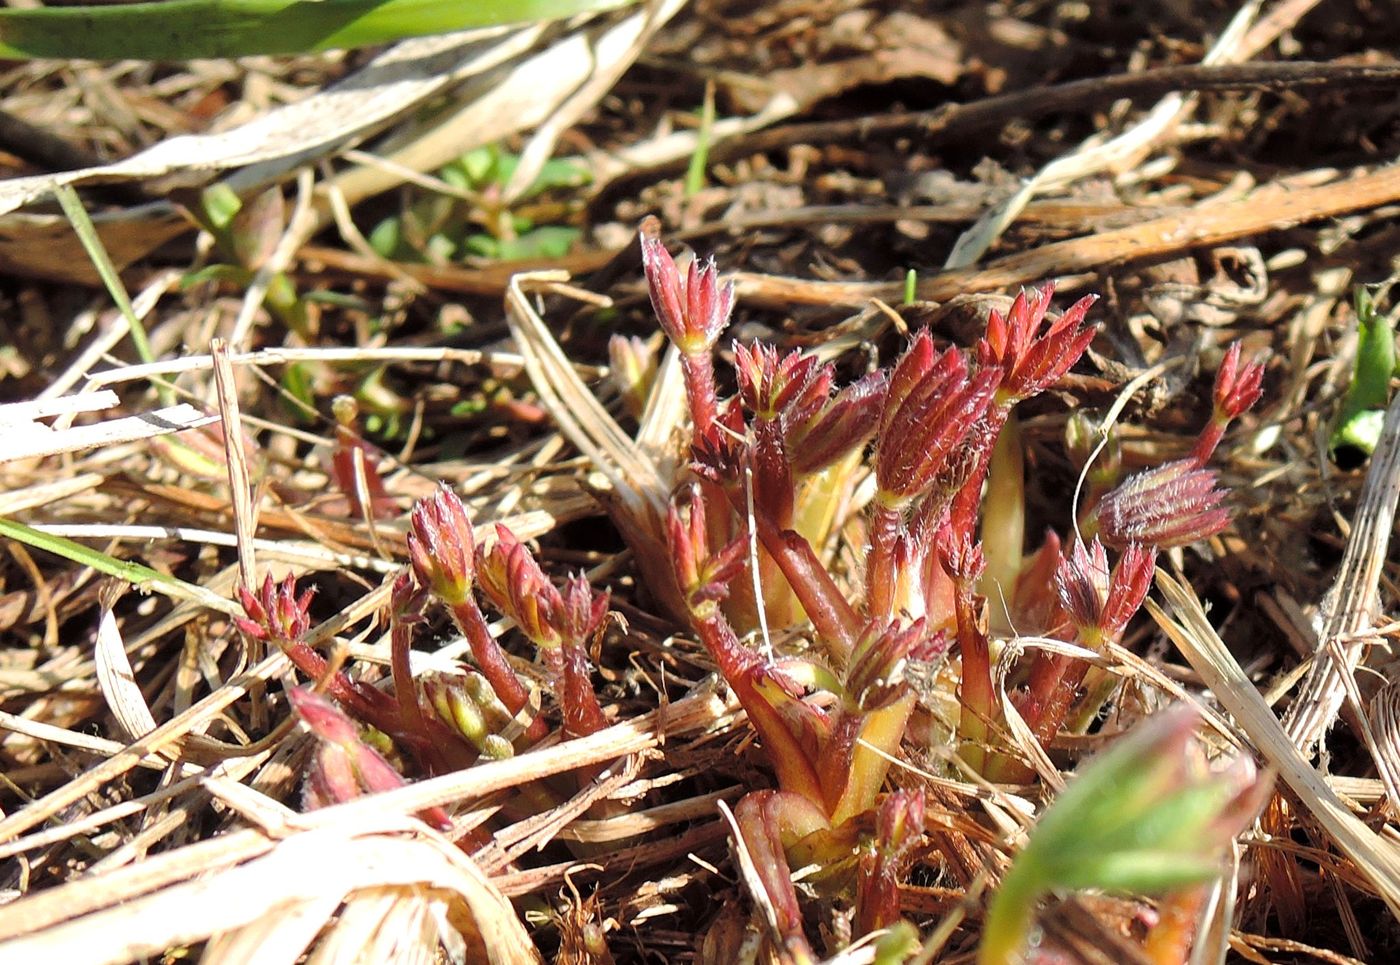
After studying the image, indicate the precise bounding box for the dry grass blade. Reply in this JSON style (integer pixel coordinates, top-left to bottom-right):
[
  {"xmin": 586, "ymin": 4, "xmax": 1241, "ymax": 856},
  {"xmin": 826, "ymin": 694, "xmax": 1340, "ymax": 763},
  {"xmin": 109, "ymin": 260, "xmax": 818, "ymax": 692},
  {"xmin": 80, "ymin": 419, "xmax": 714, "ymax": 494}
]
[
  {"xmin": 211, "ymin": 338, "xmax": 257, "ymax": 592},
  {"xmin": 92, "ymin": 581, "xmax": 160, "ymax": 743},
  {"xmin": 1148, "ymin": 571, "xmax": 1400, "ymax": 919},
  {"xmin": 319, "ymin": 0, "xmax": 684, "ymax": 231},
  {"xmin": 1282, "ymin": 392, "xmax": 1400, "ymax": 756},
  {"xmin": 504, "ymin": 269, "xmax": 670, "ymax": 520},
  {"xmin": 730, "ymin": 163, "xmax": 1400, "ymax": 308},
  {"xmin": 0, "ymin": 578, "xmax": 394, "ymax": 844},
  {"xmin": 0, "ymin": 28, "xmax": 535, "ymax": 217},
  {"xmin": 0, "ymin": 828, "xmax": 540, "ymax": 965},
  {"xmin": 0, "ymin": 401, "xmax": 217, "ymax": 464}
]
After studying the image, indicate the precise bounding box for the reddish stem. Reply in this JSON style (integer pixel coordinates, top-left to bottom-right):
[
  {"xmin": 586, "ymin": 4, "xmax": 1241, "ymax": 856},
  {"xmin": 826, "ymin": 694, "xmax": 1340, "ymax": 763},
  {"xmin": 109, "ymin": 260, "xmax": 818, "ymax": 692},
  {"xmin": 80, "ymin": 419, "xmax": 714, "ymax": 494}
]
[
  {"xmin": 864, "ymin": 502, "xmax": 904, "ymax": 622},
  {"xmin": 1023, "ymin": 651, "xmax": 1092, "ymax": 750},
  {"xmin": 816, "ymin": 711, "xmax": 862, "ymax": 815},
  {"xmin": 681, "ymin": 351, "xmax": 720, "ymax": 442},
  {"xmin": 281, "ymin": 640, "xmax": 471, "ymax": 773},
  {"xmin": 559, "ymin": 642, "xmax": 609, "ymax": 739},
  {"xmin": 987, "ymin": 649, "xmax": 1093, "ymax": 783},
  {"xmin": 954, "ymin": 578, "xmax": 994, "ymax": 772},
  {"xmin": 734, "ymin": 791, "xmax": 829, "ymax": 963},
  {"xmin": 1189, "ymin": 420, "xmax": 1225, "ymax": 466},
  {"xmin": 695, "ymin": 611, "xmax": 825, "ymax": 806},
  {"xmin": 752, "ymin": 515, "xmax": 862, "ymax": 663},
  {"xmin": 948, "ymin": 405, "xmax": 1010, "ymax": 543},
  {"xmin": 450, "ymin": 597, "xmax": 550, "ymax": 743},
  {"xmin": 390, "ymin": 616, "xmax": 429, "ymax": 745}
]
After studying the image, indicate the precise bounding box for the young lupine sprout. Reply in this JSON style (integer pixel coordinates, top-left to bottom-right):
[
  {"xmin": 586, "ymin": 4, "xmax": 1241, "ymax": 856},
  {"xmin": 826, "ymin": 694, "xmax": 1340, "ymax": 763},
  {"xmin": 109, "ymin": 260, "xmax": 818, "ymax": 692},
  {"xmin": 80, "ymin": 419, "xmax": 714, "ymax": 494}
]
[
  {"xmin": 408, "ymin": 486, "xmax": 548, "ymax": 743},
  {"xmin": 954, "ymin": 286, "xmax": 1098, "ymax": 544},
  {"xmin": 407, "ymin": 483, "xmax": 476, "ymax": 607},
  {"xmin": 421, "ymin": 671, "xmax": 516, "ymax": 760},
  {"xmin": 237, "ymin": 572, "xmax": 476, "ymax": 775},
  {"xmin": 607, "ymin": 333, "xmax": 657, "ymax": 420},
  {"xmin": 641, "ymin": 229, "xmax": 733, "ymax": 440},
  {"xmin": 237, "ymin": 574, "xmax": 394, "ymax": 733},
  {"xmin": 868, "ymin": 333, "xmax": 999, "ymax": 623},
  {"xmin": 855, "ymin": 789, "xmax": 926, "ymax": 938},
  {"xmin": 289, "ymin": 686, "xmax": 452, "ymax": 830},
  {"xmin": 1002, "ymin": 540, "xmax": 1158, "ymax": 776},
  {"xmin": 236, "ymin": 572, "xmax": 314, "ymax": 645},
  {"xmin": 1190, "ymin": 341, "xmax": 1266, "ymax": 465},
  {"xmin": 633, "ymin": 232, "xmax": 1263, "ymax": 956},
  {"xmin": 1056, "ymin": 538, "xmax": 1157, "ymax": 648},
  {"xmin": 978, "ymin": 706, "xmax": 1273, "ymax": 965}
]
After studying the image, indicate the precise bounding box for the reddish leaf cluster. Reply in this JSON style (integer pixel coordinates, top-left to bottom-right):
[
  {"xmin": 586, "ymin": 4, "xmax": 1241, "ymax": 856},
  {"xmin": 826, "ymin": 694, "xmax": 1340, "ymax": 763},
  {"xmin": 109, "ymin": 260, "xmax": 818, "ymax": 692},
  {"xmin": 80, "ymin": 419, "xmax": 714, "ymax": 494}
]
[{"xmin": 634, "ymin": 231, "xmax": 1264, "ymax": 954}]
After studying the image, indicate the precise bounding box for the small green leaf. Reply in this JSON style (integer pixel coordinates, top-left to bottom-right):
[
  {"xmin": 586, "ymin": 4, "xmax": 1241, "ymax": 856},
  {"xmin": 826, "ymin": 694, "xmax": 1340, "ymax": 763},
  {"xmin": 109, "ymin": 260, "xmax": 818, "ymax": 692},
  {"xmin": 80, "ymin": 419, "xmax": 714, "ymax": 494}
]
[
  {"xmin": 457, "ymin": 146, "xmax": 500, "ymax": 188},
  {"xmin": 281, "ymin": 363, "xmax": 317, "ymax": 424},
  {"xmin": 1330, "ymin": 286, "xmax": 1397, "ymax": 459},
  {"xmin": 199, "ymin": 183, "xmax": 244, "ymax": 234},
  {"xmin": 181, "ymin": 264, "xmax": 253, "ymax": 288},
  {"xmin": 367, "ymin": 217, "xmax": 398, "ymax": 257},
  {"xmin": 463, "ymin": 233, "xmax": 501, "ymax": 258},
  {"xmin": 494, "ymin": 225, "xmax": 579, "ymax": 260},
  {"xmin": 303, "ymin": 290, "xmax": 373, "ymax": 311},
  {"xmin": 529, "ymin": 156, "xmax": 590, "ymax": 195}
]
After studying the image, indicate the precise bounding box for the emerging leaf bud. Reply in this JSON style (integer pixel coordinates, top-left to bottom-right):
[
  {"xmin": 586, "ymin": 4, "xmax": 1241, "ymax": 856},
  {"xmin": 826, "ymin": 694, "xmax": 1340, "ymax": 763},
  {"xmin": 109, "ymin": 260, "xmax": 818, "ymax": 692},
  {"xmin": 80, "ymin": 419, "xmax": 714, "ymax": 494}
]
[
  {"xmin": 235, "ymin": 573, "xmax": 315, "ymax": 644},
  {"xmin": 856, "ymin": 789, "xmax": 926, "ymax": 936},
  {"xmin": 290, "ymin": 686, "xmax": 452, "ymax": 829},
  {"xmin": 476, "ymin": 524, "xmax": 564, "ymax": 649},
  {"xmin": 1212, "ymin": 341, "xmax": 1266, "ymax": 423},
  {"xmin": 408, "ymin": 485, "xmax": 475, "ymax": 606},
  {"xmin": 1092, "ymin": 459, "xmax": 1231, "ymax": 549},
  {"xmin": 1064, "ymin": 409, "xmax": 1121, "ymax": 490},
  {"xmin": 422, "ymin": 671, "xmax": 513, "ymax": 752},
  {"xmin": 607, "ymin": 334, "xmax": 658, "ymax": 420},
  {"xmin": 733, "ymin": 342, "xmax": 826, "ymax": 422},
  {"xmin": 977, "ymin": 284, "xmax": 1097, "ymax": 404},
  {"xmin": 666, "ymin": 485, "xmax": 747, "ymax": 617},
  {"xmin": 641, "ymin": 233, "xmax": 733, "ymax": 356},
  {"xmin": 1055, "ymin": 539, "xmax": 1156, "ymax": 646},
  {"xmin": 845, "ymin": 618, "xmax": 947, "ymax": 712},
  {"xmin": 875, "ymin": 333, "xmax": 1000, "ymax": 506},
  {"xmin": 1191, "ymin": 341, "xmax": 1266, "ymax": 464},
  {"xmin": 787, "ymin": 370, "xmax": 888, "ymax": 476}
]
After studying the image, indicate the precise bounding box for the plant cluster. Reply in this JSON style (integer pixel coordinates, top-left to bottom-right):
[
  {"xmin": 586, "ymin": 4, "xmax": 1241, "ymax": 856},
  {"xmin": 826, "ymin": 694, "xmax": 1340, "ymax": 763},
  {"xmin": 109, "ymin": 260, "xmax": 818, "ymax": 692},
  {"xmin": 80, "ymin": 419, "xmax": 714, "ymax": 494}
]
[{"xmin": 235, "ymin": 232, "xmax": 1270, "ymax": 963}]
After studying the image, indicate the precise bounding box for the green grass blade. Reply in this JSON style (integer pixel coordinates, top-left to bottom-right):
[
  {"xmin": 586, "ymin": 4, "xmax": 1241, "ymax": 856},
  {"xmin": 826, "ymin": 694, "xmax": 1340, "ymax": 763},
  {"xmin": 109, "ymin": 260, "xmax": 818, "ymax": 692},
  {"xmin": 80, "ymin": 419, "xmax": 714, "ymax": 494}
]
[
  {"xmin": 54, "ymin": 184, "xmax": 174, "ymax": 405},
  {"xmin": 0, "ymin": 0, "xmax": 632, "ymax": 61},
  {"xmin": 0, "ymin": 517, "xmax": 238, "ymax": 615},
  {"xmin": 684, "ymin": 80, "xmax": 716, "ymax": 198}
]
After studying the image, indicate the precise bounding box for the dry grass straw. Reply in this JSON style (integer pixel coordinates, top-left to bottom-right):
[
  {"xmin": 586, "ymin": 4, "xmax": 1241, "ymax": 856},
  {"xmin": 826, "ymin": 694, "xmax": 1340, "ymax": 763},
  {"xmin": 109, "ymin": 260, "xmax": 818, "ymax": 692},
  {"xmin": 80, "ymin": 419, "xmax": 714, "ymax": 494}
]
[{"xmin": 1150, "ymin": 574, "xmax": 1400, "ymax": 918}]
